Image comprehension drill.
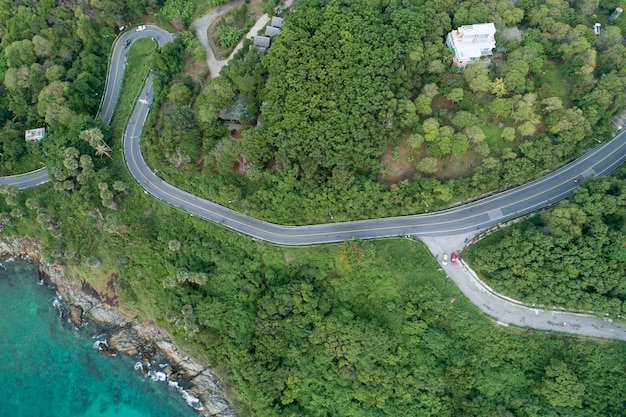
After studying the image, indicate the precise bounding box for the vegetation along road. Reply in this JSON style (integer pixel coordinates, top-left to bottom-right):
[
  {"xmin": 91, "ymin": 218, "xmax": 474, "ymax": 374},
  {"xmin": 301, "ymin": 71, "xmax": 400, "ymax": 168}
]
[{"xmin": 4, "ymin": 24, "xmax": 626, "ymax": 340}]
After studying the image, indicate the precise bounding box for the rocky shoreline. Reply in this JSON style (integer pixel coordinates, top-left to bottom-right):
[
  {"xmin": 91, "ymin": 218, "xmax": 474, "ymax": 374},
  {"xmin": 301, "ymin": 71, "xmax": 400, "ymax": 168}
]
[{"xmin": 0, "ymin": 236, "xmax": 236, "ymax": 417}]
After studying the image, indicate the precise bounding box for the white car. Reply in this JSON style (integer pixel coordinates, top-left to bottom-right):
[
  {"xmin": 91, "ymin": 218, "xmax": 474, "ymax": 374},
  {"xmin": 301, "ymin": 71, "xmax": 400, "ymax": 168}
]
[{"xmin": 136, "ymin": 25, "xmax": 146, "ymax": 32}]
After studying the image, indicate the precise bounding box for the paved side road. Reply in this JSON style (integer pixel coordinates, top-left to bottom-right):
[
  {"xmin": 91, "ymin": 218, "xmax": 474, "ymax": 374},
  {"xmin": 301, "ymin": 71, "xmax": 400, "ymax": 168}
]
[
  {"xmin": 191, "ymin": 1, "xmax": 243, "ymax": 77},
  {"xmin": 420, "ymin": 234, "xmax": 626, "ymax": 341}
]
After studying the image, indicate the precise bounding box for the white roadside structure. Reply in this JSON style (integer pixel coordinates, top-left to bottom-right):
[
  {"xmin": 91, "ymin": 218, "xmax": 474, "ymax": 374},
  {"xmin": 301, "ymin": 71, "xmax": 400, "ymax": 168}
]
[
  {"xmin": 446, "ymin": 23, "xmax": 496, "ymax": 69},
  {"xmin": 25, "ymin": 128, "xmax": 46, "ymax": 141}
]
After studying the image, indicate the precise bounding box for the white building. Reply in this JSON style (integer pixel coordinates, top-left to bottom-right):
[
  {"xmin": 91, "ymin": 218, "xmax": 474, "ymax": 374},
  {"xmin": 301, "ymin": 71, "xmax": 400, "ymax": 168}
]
[
  {"xmin": 25, "ymin": 128, "xmax": 46, "ymax": 141},
  {"xmin": 446, "ymin": 23, "xmax": 496, "ymax": 68}
]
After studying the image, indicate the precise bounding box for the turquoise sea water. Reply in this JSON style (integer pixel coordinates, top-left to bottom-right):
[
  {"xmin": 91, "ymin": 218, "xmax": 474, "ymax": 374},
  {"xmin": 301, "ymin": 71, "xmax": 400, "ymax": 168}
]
[{"xmin": 0, "ymin": 259, "xmax": 197, "ymax": 417}]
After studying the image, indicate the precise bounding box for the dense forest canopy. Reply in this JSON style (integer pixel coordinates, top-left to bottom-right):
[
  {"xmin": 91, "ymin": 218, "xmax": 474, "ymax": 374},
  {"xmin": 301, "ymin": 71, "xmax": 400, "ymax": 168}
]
[
  {"xmin": 141, "ymin": 0, "xmax": 626, "ymax": 224},
  {"xmin": 467, "ymin": 169, "xmax": 626, "ymax": 316},
  {"xmin": 0, "ymin": 1, "xmax": 625, "ymax": 417}
]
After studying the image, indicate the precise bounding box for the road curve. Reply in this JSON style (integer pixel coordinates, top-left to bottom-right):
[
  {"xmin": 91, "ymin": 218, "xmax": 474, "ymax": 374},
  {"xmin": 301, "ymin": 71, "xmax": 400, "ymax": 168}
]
[
  {"xmin": 119, "ymin": 26, "xmax": 626, "ymax": 341},
  {"xmin": 126, "ymin": 108, "xmax": 626, "ymax": 245},
  {"xmin": 0, "ymin": 167, "xmax": 50, "ymax": 190},
  {"xmin": 0, "ymin": 25, "xmax": 174, "ymax": 189},
  {"xmin": 3, "ymin": 23, "xmax": 626, "ymax": 339},
  {"xmin": 98, "ymin": 25, "xmax": 174, "ymax": 125}
]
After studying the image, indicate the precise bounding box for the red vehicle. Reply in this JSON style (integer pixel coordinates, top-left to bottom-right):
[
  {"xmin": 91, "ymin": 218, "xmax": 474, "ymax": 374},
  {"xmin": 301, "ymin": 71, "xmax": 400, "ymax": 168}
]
[{"xmin": 451, "ymin": 253, "xmax": 457, "ymax": 265}]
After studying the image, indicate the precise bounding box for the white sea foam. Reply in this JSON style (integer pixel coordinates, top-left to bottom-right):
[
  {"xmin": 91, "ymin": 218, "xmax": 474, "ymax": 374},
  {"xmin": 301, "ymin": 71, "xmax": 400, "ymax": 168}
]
[
  {"xmin": 93, "ymin": 339, "xmax": 109, "ymax": 351},
  {"xmin": 168, "ymin": 381, "xmax": 204, "ymax": 411},
  {"xmin": 134, "ymin": 361, "xmax": 144, "ymax": 371},
  {"xmin": 147, "ymin": 370, "xmax": 167, "ymax": 382}
]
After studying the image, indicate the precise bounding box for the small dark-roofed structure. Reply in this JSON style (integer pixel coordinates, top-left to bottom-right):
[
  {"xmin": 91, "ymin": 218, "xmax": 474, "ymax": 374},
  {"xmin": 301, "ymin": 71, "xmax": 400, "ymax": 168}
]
[
  {"xmin": 609, "ymin": 7, "xmax": 623, "ymax": 21},
  {"xmin": 253, "ymin": 36, "xmax": 271, "ymax": 49},
  {"xmin": 265, "ymin": 26, "xmax": 281, "ymax": 37},
  {"xmin": 271, "ymin": 16, "xmax": 284, "ymax": 28},
  {"xmin": 25, "ymin": 128, "xmax": 46, "ymax": 141},
  {"xmin": 218, "ymin": 96, "xmax": 248, "ymax": 123}
]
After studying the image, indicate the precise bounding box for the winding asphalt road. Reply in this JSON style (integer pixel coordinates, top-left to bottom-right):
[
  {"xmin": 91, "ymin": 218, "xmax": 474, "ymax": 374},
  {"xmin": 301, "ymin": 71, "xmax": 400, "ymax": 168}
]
[
  {"xmin": 0, "ymin": 167, "xmax": 50, "ymax": 190},
  {"xmin": 4, "ymin": 24, "xmax": 626, "ymax": 339}
]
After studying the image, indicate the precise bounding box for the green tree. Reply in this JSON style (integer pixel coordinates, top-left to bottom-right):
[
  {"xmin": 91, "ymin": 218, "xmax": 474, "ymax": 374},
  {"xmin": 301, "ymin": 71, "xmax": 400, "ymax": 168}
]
[
  {"xmin": 501, "ymin": 127, "xmax": 516, "ymax": 142},
  {"xmin": 451, "ymin": 132, "xmax": 470, "ymax": 154},
  {"xmin": 414, "ymin": 94, "xmax": 432, "ymax": 116},
  {"xmin": 169, "ymin": 83, "xmax": 193, "ymax": 106},
  {"xmin": 490, "ymin": 77, "xmax": 507, "ymax": 97},
  {"xmin": 445, "ymin": 88, "xmax": 464, "ymax": 104},
  {"xmin": 490, "ymin": 98, "xmax": 512, "ymax": 119},
  {"xmin": 541, "ymin": 362, "xmax": 585, "ymax": 408},
  {"xmin": 463, "ymin": 62, "xmax": 490, "ymax": 94},
  {"xmin": 5, "ymin": 39, "xmax": 36, "ymax": 67},
  {"xmin": 452, "ymin": 111, "xmax": 478, "ymax": 129},
  {"xmin": 417, "ymin": 156, "xmax": 437, "ymax": 174}
]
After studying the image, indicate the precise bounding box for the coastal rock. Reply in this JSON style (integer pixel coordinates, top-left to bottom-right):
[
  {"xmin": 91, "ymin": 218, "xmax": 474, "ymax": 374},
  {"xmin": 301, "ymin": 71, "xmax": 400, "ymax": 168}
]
[
  {"xmin": 136, "ymin": 326, "xmax": 205, "ymax": 375},
  {"xmin": 108, "ymin": 327, "xmax": 143, "ymax": 355},
  {"xmin": 69, "ymin": 304, "xmax": 84, "ymax": 327},
  {"xmin": 0, "ymin": 236, "xmax": 238, "ymax": 417},
  {"xmin": 188, "ymin": 369, "xmax": 237, "ymax": 417}
]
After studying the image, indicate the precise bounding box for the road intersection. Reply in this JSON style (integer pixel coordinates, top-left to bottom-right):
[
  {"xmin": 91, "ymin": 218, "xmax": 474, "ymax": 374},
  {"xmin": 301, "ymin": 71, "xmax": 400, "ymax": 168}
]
[{"xmin": 3, "ymin": 23, "xmax": 626, "ymax": 340}]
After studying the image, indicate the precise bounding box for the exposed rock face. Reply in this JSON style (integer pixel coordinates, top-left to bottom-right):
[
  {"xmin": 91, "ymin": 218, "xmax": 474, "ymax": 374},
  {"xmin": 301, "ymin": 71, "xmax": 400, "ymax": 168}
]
[
  {"xmin": 108, "ymin": 327, "xmax": 143, "ymax": 356},
  {"xmin": 69, "ymin": 304, "xmax": 84, "ymax": 327},
  {"xmin": 188, "ymin": 369, "xmax": 238, "ymax": 417},
  {"xmin": 0, "ymin": 236, "xmax": 237, "ymax": 417}
]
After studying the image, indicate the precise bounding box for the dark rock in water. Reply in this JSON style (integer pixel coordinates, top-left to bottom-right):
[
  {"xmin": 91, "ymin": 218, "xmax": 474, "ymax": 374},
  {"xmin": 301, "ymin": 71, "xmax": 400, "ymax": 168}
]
[
  {"xmin": 94, "ymin": 340, "xmax": 117, "ymax": 357},
  {"xmin": 69, "ymin": 304, "xmax": 84, "ymax": 327},
  {"xmin": 107, "ymin": 327, "xmax": 143, "ymax": 355}
]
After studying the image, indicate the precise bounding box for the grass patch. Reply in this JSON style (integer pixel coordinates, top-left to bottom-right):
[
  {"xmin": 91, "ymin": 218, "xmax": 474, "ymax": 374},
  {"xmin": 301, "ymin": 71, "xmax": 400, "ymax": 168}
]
[
  {"xmin": 137, "ymin": 15, "xmax": 178, "ymax": 33},
  {"xmin": 109, "ymin": 38, "xmax": 156, "ymax": 140},
  {"xmin": 481, "ymin": 122, "xmax": 504, "ymax": 152},
  {"xmin": 67, "ymin": 260, "xmax": 116, "ymax": 293},
  {"xmin": 541, "ymin": 65, "xmax": 571, "ymax": 106}
]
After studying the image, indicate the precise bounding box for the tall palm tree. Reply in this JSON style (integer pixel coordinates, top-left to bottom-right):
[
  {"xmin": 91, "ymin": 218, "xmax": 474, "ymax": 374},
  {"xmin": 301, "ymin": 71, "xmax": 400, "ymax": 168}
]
[{"xmin": 95, "ymin": 143, "xmax": 112, "ymax": 158}]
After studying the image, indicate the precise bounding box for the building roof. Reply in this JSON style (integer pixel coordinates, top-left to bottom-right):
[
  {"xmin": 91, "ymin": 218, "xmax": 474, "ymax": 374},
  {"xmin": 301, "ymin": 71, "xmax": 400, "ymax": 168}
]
[
  {"xmin": 271, "ymin": 16, "xmax": 284, "ymax": 28},
  {"xmin": 218, "ymin": 96, "xmax": 248, "ymax": 122},
  {"xmin": 265, "ymin": 26, "xmax": 281, "ymax": 37},
  {"xmin": 448, "ymin": 23, "xmax": 496, "ymax": 62},
  {"xmin": 25, "ymin": 128, "xmax": 46, "ymax": 141},
  {"xmin": 253, "ymin": 36, "xmax": 271, "ymax": 48},
  {"xmin": 609, "ymin": 7, "xmax": 623, "ymax": 21},
  {"xmin": 458, "ymin": 23, "xmax": 496, "ymax": 37}
]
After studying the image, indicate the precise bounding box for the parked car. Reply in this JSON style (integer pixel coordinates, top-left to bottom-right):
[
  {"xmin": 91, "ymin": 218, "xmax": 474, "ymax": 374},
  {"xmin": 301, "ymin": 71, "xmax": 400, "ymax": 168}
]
[
  {"xmin": 442, "ymin": 254, "xmax": 448, "ymax": 266},
  {"xmin": 451, "ymin": 252, "xmax": 457, "ymax": 265},
  {"xmin": 136, "ymin": 25, "xmax": 146, "ymax": 31}
]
